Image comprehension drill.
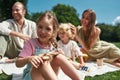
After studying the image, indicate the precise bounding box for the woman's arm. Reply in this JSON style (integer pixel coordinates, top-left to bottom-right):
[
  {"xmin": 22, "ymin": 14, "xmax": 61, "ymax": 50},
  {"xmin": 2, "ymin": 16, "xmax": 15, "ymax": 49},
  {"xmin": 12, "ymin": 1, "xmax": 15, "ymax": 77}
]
[{"xmin": 76, "ymin": 35, "xmax": 87, "ymax": 50}]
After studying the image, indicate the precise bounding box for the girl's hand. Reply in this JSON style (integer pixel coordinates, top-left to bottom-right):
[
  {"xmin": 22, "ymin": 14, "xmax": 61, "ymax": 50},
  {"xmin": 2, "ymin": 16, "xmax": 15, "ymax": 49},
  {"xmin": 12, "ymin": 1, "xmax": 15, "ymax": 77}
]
[
  {"xmin": 50, "ymin": 48, "xmax": 64, "ymax": 56},
  {"xmin": 57, "ymin": 48, "xmax": 64, "ymax": 55},
  {"xmin": 28, "ymin": 56, "xmax": 43, "ymax": 68}
]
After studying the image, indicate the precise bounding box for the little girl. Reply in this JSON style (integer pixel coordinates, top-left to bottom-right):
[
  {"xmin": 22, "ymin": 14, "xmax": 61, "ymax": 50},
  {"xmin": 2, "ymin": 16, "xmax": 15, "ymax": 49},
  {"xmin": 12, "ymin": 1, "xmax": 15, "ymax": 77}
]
[
  {"xmin": 57, "ymin": 23, "xmax": 88, "ymax": 71},
  {"xmin": 15, "ymin": 11, "xmax": 81, "ymax": 80}
]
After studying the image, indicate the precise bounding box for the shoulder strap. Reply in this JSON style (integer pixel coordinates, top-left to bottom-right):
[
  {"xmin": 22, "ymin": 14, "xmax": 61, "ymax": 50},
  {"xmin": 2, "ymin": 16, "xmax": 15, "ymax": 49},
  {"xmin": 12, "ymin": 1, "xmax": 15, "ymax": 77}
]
[{"xmin": 32, "ymin": 38, "xmax": 39, "ymax": 49}]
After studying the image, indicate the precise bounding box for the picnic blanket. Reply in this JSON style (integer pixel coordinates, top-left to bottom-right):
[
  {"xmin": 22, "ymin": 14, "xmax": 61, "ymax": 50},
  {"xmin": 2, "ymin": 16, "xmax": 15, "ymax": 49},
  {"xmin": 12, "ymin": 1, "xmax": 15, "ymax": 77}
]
[{"xmin": 0, "ymin": 58, "xmax": 120, "ymax": 80}]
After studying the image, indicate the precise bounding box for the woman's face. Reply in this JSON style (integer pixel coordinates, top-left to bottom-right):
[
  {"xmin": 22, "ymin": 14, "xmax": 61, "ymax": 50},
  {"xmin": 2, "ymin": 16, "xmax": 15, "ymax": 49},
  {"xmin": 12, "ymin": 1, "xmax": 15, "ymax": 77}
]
[
  {"xmin": 81, "ymin": 12, "xmax": 91, "ymax": 28},
  {"xmin": 37, "ymin": 19, "xmax": 53, "ymax": 43}
]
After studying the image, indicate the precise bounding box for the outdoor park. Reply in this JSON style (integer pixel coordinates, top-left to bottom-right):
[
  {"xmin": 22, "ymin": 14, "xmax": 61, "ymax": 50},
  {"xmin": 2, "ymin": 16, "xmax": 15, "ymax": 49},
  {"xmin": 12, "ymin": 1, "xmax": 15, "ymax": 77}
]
[{"xmin": 0, "ymin": 0, "xmax": 120, "ymax": 80}]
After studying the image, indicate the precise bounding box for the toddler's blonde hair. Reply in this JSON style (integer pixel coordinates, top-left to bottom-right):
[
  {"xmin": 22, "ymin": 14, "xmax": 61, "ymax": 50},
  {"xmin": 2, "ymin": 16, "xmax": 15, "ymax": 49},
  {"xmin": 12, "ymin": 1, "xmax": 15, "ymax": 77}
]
[{"xmin": 58, "ymin": 23, "xmax": 75, "ymax": 39}]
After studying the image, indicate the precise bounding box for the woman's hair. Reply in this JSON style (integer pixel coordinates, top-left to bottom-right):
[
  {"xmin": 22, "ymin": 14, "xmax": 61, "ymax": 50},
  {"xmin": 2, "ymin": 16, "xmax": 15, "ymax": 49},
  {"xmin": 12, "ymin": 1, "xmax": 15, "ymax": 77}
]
[
  {"xmin": 82, "ymin": 9, "xmax": 96, "ymax": 50},
  {"xmin": 36, "ymin": 11, "xmax": 59, "ymax": 48},
  {"xmin": 82, "ymin": 9, "xmax": 96, "ymax": 26},
  {"xmin": 58, "ymin": 23, "xmax": 75, "ymax": 39}
]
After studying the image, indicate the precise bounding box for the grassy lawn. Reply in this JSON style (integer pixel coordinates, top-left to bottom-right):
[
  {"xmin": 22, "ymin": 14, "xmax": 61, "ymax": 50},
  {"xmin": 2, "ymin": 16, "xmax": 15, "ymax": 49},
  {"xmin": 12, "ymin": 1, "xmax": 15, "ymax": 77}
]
[
  {"xmin": 85, "ymin": 70, "xmax": 120, "ymax": 80},
  {"xmin": 0, "ymin": 72, "xmax": 12, "ymax": 80},
  {"xmin": 112, "ymin": 42, "xmax": 120, "ymax": 48},
  {"xmin": 0, "ymin": 42, "xmax": 120, "ymax": 80}
]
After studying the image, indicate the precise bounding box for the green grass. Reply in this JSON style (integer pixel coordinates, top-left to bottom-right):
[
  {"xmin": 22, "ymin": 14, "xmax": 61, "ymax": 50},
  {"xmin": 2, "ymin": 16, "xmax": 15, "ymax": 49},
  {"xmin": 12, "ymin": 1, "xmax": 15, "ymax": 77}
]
[
  {"xmin": 112, "ymin": 42, "xmax": 120, "ymax": 48},
  {"xmin": 85, "ymin": 70, "xmax": 120, "ymax": 80},
  {"xmin": 0, "ymin": 72, "xmax": 12, "ymax": 80},
  {"xmin": 0, "ymin": 42, "xmax": 120, "ymax": 80}
]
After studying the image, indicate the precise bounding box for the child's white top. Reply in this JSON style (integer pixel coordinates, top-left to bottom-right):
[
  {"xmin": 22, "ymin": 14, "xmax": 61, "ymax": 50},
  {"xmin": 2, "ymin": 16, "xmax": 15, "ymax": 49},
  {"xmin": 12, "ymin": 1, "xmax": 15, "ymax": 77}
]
[{"xmin": 57, "ymin": 40, "xmax": 83, "ymax": 58}]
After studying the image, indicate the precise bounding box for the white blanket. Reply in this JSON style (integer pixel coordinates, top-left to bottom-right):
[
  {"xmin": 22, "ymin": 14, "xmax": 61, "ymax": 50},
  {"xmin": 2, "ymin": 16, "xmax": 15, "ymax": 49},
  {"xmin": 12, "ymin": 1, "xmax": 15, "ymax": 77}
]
[{"xmin": 0, "ymin": 58, "xmax": 120, "ymax": 80}]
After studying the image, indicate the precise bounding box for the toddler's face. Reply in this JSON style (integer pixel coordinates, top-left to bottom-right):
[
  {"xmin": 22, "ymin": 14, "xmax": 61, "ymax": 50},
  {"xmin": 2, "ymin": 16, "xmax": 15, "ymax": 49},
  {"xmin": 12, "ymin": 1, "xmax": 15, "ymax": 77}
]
[{"xmin": 58, "ymin": 30, "xmax": 69, "ymax": 42}]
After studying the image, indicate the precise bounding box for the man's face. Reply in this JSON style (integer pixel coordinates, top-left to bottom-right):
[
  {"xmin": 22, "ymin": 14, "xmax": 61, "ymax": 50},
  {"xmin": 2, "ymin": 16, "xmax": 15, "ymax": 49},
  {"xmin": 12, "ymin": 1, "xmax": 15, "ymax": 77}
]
[{"xmin": 12, "ymin": 3, "xmax": 25, "ymax": 21}]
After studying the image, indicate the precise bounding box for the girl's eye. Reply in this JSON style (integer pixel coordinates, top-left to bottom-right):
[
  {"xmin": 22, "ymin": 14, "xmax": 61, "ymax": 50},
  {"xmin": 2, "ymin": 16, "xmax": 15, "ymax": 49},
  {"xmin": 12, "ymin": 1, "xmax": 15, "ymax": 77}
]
[
  {"xmin": 46, "ymin": 27, "xmax": 51, "ymax": 31},
  {"xmin": 38, "ymin": 26, "xmax": 43, "ymax": 29},
  {"xmin": 59, "ymin": 32, "xmax": 65, "ymax": 34},
  {"xmin": 12, "ymin": 8, "xmax": 22, "ymax": 12}
]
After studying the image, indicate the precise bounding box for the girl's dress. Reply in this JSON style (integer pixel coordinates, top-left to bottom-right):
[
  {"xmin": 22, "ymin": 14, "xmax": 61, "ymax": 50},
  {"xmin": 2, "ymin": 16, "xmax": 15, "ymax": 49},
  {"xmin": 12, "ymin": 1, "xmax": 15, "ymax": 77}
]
[
  {"xmin": 77, "ymin": 26, "xmax": 120, "ymax": 63},
  {"xmin": 19, "ymin": 38, "xmax": 55, "ymax": 80}
]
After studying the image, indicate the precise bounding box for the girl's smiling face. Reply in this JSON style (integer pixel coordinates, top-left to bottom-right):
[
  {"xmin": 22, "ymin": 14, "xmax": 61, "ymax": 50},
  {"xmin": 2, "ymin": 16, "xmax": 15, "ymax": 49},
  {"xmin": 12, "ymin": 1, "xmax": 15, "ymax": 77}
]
[{"xmin": 37, "ymin": 19, "xmax": 53, "ymax": 44}]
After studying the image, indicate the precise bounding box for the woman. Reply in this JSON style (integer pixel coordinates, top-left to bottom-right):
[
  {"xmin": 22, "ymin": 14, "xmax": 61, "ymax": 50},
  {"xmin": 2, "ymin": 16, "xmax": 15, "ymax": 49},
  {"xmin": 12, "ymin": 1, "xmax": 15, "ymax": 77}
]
[{"xmin": 72, "ymin": 9, "xmax": 120, "ymax": 67}]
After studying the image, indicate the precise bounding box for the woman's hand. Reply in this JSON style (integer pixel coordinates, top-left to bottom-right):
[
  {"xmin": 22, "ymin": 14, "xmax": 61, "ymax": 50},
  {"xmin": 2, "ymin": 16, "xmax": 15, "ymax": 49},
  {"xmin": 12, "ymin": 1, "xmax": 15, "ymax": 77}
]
[
  {"xmin": 70, "ymin": 25, "xmax": 77, "ymax": 36},
  {"xmin": 28, "ymin": 56, "xmax": 43, "ymax": 68}
]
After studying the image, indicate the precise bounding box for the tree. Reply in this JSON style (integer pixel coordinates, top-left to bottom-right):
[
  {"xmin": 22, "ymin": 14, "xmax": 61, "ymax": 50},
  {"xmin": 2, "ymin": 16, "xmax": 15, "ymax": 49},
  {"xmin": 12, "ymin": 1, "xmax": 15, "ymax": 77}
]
[
  {"xmin": 52, "ymin": 4, "xmax": 80, "ymax": 26},
  {"xmin": 30, "ymin": 12, "xmax": 43, "ymax": 22},
  {"xmin": 112, "ymin": 24, "xmax": 120, "ymax": 42},
  {"xmin": 97, "ymin": 23, "xmax": 114, "ymax": 42},
  {"xmin": 0, "ymin": 0, "xmax": 28, "ymax": 21}
]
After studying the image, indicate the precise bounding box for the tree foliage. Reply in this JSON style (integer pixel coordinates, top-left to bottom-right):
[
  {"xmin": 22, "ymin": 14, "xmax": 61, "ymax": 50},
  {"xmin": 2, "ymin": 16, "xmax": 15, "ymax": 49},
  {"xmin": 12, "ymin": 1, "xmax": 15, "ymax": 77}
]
[
  {"xmin": 1, "ymin": 1, "xmax": 120, "ymax": 42},
  {"xmin": 97, "ymin": 23, "xmax": 120, "ymax": 42},
  {"xmin": 52, "ymin": 4, "xmax": 80, "ymax": 26},
  {"xmin": 0, "ymin": 0, "xmax": 28, "ymax": 21},
  {"xmin": 112, "ymin": 24, "xmax": 120, "ymax": 42},
  {"xmin": 30, "ymin": 12, "xmax": 43, "ymax": 22},
  {"xmin": 97, "ymin": 23, "xmax": 114, "ymax": 41}
]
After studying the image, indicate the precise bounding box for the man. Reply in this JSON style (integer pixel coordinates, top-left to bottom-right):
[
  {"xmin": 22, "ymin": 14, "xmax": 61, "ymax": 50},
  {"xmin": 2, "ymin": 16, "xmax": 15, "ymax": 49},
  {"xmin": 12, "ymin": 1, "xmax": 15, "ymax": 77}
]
[{"xmin": 0, "ymin": 2, "xmax": 37, "ymax": 59}]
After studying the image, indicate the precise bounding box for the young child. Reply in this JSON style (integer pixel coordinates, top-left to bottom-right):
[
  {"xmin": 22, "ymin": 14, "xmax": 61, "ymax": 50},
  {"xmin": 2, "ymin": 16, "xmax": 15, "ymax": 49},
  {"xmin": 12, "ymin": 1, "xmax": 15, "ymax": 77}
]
[
  {"xmin": 57, "ymin": 23, "xmax": 88, "ymax": 71},
  {"xmin": 15, "ymin": 11, "xmax": 81, "ymax": 80}
]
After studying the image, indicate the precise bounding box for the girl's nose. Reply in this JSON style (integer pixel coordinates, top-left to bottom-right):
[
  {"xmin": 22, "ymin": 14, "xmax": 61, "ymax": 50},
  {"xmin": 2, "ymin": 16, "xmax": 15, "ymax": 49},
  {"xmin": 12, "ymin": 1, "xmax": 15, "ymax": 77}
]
[{"xmin": 41, "ymin": 29, "xmax": 46, "ymax": 33}]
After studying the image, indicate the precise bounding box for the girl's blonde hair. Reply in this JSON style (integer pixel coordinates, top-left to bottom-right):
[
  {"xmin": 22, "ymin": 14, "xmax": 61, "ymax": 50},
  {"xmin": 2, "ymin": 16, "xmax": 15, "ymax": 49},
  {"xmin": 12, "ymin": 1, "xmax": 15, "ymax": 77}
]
[
  {"xmin": 58, "ymin": 23, "xmax": 75, "ymax": 39},
  {"xmin": 36, "ymin": 11, "xmax": 59, "ymax": 48}
]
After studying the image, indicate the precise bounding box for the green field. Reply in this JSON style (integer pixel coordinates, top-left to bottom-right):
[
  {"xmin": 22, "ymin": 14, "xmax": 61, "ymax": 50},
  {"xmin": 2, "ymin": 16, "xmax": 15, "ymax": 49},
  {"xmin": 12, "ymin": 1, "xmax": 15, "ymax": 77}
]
[
  {"xmin": 0, "ymin": 42, "xmax": 120, "ymax": 80},
  {"xmin": 85, "ymin": 70, "xmax": 120, "ymax": 80},
  {"xmin": 112, "ymin": 42, "xmax": 120, "ymax": 48}
]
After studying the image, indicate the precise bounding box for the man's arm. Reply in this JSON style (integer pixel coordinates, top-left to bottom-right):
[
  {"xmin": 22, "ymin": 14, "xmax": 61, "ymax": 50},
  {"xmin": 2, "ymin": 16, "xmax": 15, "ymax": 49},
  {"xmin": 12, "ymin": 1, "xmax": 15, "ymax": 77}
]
[{"xmin": 10, "ymin": 31, "xmax": 30, "ymax": 41}]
